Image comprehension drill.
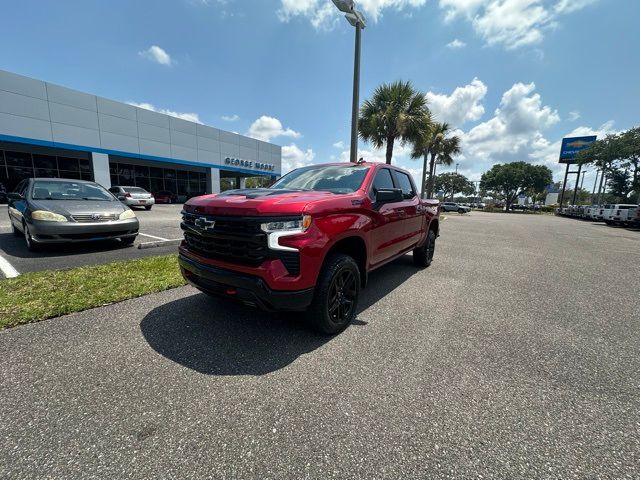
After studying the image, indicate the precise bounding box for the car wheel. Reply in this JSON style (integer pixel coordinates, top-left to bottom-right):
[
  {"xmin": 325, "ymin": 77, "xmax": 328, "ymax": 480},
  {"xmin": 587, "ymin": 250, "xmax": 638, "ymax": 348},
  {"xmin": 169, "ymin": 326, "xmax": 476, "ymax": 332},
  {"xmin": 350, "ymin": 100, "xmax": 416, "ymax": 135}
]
[
  {"xmin": 458, "ymin": 208, "xmax": 465, "ymax": 214},
  {"xmin": 23, "ymin": 222, "xmax": 38, "ymax": 251},
  {"xmin": 120, "ymin": 236, "xmax": 136, "ymax": 246},
  {"xmin": 11, "ymin": 220, "xmax": 21, "ymax": 237},
  {"xmin": 413, "ymin": 229, "xmax": 436, "ymax": 268},
  {"xmin": 308, "ymin": 254, "xmax": 360, "ymax": 335},
  {"xmin": 145, "ymin": 205, "xmax": 152, "ymax": 211}
]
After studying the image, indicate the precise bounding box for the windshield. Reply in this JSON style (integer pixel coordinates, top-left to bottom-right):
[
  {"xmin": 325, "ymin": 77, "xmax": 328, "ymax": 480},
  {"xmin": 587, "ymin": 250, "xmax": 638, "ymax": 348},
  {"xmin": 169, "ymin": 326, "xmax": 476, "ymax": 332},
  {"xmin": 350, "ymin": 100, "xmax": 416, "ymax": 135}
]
[
  {"xmin": 31, "ymin": 180, "xmax": 116, "ymax": 201},
  {"xmin": 271, "ymin": 165, "xmax": 370, "ymax": 194}
]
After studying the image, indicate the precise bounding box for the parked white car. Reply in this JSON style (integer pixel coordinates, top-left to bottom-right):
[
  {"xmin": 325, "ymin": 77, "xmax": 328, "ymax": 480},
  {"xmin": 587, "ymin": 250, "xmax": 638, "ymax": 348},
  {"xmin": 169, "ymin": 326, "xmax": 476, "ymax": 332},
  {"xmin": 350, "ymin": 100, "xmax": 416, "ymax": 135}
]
[
  {"xmin": 440, "ymin": 202, "xmax": 471, "ymax": 213},
  {"xmin": 624, "ymin": 206, "xmax": 640, "ymax": 226},
  {"xmin": 594, "ymin": 204, "xmax": 612, "ymax": 221},
  {"xmin": 109, "ymin": 186, "xmax": 155, "ymax": 210},
  {"xmin": 584, "ymin": 205, "xmax": 598, "ymax": 219},
  {"xmin": 604, "ymin": 204, "xmax": 637, "ymax": 225}
]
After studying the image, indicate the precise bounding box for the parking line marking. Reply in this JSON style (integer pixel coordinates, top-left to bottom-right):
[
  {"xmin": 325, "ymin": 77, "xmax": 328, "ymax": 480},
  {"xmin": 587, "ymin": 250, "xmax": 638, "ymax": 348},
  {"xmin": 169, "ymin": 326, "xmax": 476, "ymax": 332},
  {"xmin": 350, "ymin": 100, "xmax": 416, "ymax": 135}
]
[
  {"xmin": 138, "ymin": 232, "xmax": 171, "ymax": 241},
  {"xmin": 0, "ymin": 254, "xmax": 19, "ymax": 278}
]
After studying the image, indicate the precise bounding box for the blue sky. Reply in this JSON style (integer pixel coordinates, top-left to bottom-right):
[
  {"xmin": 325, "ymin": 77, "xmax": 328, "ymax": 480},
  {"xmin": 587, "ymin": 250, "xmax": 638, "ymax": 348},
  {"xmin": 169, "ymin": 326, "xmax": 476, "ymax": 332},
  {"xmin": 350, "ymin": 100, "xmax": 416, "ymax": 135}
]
[{"xmin": 1, "ymin": 0, "xmax": 638, "ymax": 189}]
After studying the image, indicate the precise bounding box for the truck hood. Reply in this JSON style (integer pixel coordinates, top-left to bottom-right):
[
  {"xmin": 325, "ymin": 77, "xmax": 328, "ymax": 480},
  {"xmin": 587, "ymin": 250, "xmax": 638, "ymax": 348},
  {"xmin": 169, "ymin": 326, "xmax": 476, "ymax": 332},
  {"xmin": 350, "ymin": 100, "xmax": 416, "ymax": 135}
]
[{"xmin": 185, "ymin": 188, "xmax": 338, "ymax": 216}]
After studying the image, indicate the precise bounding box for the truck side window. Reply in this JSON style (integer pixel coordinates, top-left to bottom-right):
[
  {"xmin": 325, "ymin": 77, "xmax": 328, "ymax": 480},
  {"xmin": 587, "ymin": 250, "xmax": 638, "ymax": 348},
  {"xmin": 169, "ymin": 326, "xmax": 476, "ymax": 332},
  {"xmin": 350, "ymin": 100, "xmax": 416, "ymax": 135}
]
[
  {"xmin": 371, "ymin": 169, "xmax": 394, "ymax": 196},
  {"xmin": 395, "ymin": 171, "xmax": 416, "ymax": 199}
]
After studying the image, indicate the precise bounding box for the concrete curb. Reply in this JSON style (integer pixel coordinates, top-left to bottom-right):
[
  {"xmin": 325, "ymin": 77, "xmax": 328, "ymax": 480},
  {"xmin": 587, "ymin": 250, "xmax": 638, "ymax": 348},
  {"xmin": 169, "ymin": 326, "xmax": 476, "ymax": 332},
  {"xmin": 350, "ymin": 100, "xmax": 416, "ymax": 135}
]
[{"xmin": 137, "ymin": 239, "xmax": 182, "ymax": 250}]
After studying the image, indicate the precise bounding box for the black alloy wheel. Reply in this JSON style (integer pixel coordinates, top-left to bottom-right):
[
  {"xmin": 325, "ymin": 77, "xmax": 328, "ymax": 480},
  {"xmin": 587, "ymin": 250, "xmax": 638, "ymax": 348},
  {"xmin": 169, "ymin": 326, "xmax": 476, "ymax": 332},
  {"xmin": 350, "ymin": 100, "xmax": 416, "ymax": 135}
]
[
  {"xmin": 328, "ymin": 268, "xmax": 358, "ymax": 324},
  {"xmin": 413, "ymin": 229, "xmax": 436, "ymax": 268},
  {"xmin": 308, "ymin": 254, "xmax": 361, "ymax": 335}
]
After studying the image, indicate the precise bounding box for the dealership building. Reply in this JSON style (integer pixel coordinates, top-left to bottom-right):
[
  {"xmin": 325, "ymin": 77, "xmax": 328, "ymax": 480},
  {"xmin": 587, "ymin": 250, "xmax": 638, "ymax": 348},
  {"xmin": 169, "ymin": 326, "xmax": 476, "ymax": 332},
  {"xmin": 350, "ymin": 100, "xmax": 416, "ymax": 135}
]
[{"xmin": 0, "ymin": 69, "xmax": 282, "ymax": 196}]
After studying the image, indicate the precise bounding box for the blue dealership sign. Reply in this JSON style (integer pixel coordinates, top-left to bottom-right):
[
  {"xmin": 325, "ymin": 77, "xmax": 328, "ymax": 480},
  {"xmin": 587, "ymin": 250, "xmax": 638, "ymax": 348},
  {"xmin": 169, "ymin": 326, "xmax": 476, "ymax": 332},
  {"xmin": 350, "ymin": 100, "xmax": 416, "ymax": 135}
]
[{"xmin": 559, "ymin": 135, "xmax": 597, "ymax": 164}]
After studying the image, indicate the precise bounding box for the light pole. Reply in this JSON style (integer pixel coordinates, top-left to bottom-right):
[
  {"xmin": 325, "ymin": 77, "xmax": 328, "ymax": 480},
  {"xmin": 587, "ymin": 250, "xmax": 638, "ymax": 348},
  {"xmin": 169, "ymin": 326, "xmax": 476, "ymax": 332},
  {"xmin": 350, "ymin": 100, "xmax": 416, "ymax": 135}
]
[
  {"xmin": 455, "ymin": 163, "xmax": 459, "ymax": 174},
  {"xmin": 332, "ymin": 0, "xmax": 366, "ymax": 163}
]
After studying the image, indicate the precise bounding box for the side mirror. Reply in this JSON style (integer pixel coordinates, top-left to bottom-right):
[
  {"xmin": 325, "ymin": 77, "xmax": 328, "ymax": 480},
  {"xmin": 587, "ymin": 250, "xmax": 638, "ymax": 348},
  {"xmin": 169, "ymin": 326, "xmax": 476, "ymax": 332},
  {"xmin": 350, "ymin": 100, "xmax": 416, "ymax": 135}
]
[
  {"xmin": 7, "ymin": 192, "xmax": 24, "ymax": 200},
  {"xmin": 376, "ymin": 188, "xmax": 403, "ymax": 203}
]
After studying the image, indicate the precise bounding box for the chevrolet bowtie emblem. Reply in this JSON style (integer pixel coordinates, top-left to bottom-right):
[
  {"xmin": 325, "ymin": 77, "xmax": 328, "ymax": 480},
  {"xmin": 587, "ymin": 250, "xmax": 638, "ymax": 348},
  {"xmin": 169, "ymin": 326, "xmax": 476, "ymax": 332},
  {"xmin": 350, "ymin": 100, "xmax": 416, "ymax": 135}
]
[{"xmin": 195, "ymin": 217, "xmax": 216, "ymax": 231}]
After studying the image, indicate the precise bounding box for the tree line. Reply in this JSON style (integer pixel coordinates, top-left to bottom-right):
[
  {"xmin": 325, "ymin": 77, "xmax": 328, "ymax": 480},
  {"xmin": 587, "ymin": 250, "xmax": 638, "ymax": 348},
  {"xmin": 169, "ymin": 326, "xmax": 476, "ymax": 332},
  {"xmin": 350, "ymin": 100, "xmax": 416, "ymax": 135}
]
[
  {"xmin": 357, "ymin": 80, "xmax": 461, "ymax": 198},
  {"xmin": 575, "ymin": 127, "xmax": 640, "ymax": 203},
  {"xmin": 356, "ymin": 80, "xmax": 554, "ymax": 208}
]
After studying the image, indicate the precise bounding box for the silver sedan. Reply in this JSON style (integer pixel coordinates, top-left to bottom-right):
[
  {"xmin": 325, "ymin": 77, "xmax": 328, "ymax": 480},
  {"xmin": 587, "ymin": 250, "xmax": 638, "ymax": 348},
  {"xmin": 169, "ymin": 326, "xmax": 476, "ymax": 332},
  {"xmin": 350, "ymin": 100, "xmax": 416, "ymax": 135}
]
[{"xmin": 7, "ymin": 178, "xmax": 139, "ymax": 251}]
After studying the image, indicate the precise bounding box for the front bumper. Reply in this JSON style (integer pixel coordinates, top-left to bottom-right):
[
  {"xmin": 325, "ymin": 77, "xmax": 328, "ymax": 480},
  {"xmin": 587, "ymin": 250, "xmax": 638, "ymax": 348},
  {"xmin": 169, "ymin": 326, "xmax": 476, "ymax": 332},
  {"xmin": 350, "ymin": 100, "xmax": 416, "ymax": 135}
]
[
  {"xmin": 179, "ymin": 254, "xmax": 314, "ymax": 311},
  {"xmin": 29, "ymin": 218, "xmax": 139, "ymax": 243}
]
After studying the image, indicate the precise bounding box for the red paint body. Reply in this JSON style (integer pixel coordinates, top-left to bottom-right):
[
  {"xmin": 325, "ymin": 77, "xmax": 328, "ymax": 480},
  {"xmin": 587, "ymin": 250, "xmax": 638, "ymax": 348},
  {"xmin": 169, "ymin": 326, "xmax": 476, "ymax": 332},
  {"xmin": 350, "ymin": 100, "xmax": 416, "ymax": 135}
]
[{"xmin": 179, "ymin": 162, "xmax": 439, "ymax": 298}]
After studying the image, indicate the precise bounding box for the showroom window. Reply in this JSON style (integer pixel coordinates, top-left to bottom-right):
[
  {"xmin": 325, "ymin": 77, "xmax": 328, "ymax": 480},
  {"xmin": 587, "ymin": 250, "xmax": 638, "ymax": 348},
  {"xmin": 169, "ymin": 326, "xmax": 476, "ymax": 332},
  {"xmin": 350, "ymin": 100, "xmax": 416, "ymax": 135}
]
[
  {"xmin": 109, "ymin": 160, "xmax": 207, "ymax": 198},
  {"xmin": 0, "ymin": 147, "xmax": 92, "ymax": 192}
]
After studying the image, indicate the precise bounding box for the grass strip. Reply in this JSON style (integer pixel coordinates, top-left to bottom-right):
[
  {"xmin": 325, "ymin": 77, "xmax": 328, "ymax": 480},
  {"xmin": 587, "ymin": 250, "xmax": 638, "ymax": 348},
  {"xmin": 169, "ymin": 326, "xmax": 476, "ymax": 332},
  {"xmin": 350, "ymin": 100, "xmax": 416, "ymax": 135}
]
[{"xmin": 0, "ymin": 254, "xmax": 186, "ymax": 330}]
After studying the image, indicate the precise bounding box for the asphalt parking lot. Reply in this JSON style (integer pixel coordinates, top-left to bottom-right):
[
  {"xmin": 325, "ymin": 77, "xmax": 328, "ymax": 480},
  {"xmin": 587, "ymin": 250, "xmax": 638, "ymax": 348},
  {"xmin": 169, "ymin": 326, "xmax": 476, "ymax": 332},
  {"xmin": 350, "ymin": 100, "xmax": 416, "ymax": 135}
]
[
  {"xmin": 0, "ymin": 204, "xmax": 184, "ymax": 276},
  {"xmin": 1, "ymin": 213, "xmax": 638, "ymax": 479}
]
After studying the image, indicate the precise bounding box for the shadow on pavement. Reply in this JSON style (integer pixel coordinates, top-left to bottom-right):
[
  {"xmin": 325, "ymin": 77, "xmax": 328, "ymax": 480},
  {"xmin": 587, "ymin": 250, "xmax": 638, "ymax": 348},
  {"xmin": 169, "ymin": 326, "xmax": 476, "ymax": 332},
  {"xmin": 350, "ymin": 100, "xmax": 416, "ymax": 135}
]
[
  {"xmin": 140, "ymin": 254, "xmax": 420, "ymax": 375},
  {"xmin": 0, "ymin": 232, "xmax": 131, "ymax": 259}
]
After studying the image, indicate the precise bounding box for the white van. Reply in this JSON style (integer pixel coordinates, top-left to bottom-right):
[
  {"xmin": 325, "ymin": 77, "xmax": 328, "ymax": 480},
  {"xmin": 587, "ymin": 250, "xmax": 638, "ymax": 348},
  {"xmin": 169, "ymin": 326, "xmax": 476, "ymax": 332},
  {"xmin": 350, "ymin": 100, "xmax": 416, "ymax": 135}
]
[{"xmin": 605, "ymin": 204, "xmax": 637, "ymax": 225}]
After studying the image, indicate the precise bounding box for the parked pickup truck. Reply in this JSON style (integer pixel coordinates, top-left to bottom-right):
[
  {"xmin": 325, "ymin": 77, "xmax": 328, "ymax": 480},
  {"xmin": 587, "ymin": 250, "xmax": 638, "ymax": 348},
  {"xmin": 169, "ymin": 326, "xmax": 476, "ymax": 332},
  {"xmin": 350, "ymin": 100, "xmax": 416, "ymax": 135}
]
[{"xmin": 178, "ymin": 162, "xmax": 440, "ymax": 334}]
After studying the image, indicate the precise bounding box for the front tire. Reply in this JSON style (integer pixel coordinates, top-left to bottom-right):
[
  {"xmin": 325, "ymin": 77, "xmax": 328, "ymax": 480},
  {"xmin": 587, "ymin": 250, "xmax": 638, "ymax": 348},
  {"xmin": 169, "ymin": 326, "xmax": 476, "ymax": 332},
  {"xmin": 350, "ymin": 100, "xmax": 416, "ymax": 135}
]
[
  {"xmin": 23, "ymin": 222, "xmax": 39, "ymax": 251},
  {"xmin": 458, "ymin": 208, "xmax": 465, "ymax": 214},
  {"xmin": 145, "ymin": 205, "xmax": 152, "ymax": 211},
  {"xmin": 11, "ymin": 220, "xmax": 21, "ymax": 236},
  {"xmin": 308, "ymin": 254, "xmax": 360, "ymax": 335},
  {"xmin": 120, "ymin": 236, "xmax": 136, "ymax": 246},
  {"xmin": 413, "ymin": 229, "xmax": 436, "ymax": 268}
]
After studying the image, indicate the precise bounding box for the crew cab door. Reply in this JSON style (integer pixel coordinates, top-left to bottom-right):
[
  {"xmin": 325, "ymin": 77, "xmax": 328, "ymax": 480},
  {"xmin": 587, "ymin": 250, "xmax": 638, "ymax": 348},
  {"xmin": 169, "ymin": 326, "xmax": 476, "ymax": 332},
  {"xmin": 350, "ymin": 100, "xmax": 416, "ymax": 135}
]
[
  {"xmin": 392, "ymin": 169, "xmax": 424, "ymax": 250},
  {"xmin": 368, "ymin": 168, "xmax": 406, "ymax": 266}
]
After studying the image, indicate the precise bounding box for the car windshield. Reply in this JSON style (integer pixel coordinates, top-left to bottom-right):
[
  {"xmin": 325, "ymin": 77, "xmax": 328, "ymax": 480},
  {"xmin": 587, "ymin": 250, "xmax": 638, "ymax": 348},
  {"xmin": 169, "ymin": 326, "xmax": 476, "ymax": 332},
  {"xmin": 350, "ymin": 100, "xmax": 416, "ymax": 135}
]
[
  {"xmin": 270, "ymin": 165, "xmax": 370, "ymax": 194},
  {"xmin": 31, "ymin": 180, "xmax": 115, "ymax": 201}
]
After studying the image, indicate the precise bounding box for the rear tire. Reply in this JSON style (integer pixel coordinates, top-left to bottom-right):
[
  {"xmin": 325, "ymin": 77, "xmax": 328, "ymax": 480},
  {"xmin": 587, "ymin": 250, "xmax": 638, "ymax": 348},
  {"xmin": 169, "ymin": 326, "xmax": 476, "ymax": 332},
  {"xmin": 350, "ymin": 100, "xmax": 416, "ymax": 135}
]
[
  {"xmin": 413, "ymin": 229, "xmax": 436, "ymax": 268},
  {"xmin": 308, "ymin": 254, "xmax": 360, "ymax": 335}
]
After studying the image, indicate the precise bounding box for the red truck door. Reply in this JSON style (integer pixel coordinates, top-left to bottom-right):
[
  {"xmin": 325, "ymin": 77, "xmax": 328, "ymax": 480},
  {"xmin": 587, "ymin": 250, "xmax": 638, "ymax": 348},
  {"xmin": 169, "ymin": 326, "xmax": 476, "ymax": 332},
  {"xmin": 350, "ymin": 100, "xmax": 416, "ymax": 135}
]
[
  {"xmin": 391, "ymin": 169, "xmax": 424, "ymax": 251},
  {"xmin": 368, "ymin": 167, "xmax": 407, "ymax": 266}
]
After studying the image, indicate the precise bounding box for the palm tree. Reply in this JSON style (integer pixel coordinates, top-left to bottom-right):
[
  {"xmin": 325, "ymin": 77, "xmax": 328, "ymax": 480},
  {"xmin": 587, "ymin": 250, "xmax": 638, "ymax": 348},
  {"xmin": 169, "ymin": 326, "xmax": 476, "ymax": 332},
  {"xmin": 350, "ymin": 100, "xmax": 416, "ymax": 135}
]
[
  {"xmin": 411, "ymin": 122, "xmax": 461, "ymax": 198},
  {"xmin": 359, "ymin": 80, "xmax": 430, "ymax": 164}
]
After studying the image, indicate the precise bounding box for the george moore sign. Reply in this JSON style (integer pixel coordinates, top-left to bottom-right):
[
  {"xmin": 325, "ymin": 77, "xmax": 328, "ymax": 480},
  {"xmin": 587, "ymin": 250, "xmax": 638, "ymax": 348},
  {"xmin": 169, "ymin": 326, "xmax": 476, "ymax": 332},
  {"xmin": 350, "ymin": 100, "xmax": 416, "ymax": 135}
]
[{"xmin": 224, "ymin": 157, "xmax": 275, "ymax": 172}]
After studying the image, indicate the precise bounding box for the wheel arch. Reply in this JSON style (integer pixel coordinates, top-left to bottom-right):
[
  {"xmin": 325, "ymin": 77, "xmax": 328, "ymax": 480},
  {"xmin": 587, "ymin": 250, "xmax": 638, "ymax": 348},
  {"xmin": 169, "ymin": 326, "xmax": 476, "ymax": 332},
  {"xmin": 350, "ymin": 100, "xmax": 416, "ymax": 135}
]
[{"xmin": 324, "ymin": 235, "xmax": 368, "ymax": 287}]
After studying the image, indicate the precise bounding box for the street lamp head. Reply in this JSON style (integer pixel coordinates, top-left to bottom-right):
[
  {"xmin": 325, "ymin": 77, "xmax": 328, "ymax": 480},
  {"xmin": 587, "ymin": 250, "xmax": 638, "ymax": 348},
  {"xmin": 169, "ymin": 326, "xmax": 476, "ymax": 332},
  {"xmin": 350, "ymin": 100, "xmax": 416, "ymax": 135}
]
[
  {"xmin": 332, "ymin": 0, "xmax": 355, "ymax": 13},
  {"xmin": 345, "ymin": 10, "xmax": 367, "ymax": 28}
]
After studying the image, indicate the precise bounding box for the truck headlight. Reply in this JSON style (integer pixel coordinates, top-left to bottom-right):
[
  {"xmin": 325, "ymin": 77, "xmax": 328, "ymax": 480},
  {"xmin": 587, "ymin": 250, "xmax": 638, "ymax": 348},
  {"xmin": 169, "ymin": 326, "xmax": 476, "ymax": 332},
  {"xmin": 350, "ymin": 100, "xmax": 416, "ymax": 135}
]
[
  {"xmin": 31, "ymin": 210, "xmax": 68, "ymax": 222},
  {"xmin": 261, "ymin": 215, "xmax": 312, "ymax": 233},
  {"xmin": 119, "ymin": 209, "xmax": 137, "ymax": 220}
]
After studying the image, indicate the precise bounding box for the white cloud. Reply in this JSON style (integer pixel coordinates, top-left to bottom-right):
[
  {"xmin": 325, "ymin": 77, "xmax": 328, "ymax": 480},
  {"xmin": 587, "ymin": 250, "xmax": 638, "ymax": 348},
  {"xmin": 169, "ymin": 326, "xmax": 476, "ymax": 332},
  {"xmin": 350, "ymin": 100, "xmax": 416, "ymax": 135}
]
[
  {"xmin": 139, "ymin": 45, "xmax": 172, "ymax": 66},
  {"xmin": 221, "ymin": 114, "xmax": 239, "ymax": 122},
  {"xmin": 333, "ymin": 141, "xmax": 345, "ymax": 149},
  {"xmin": 282, "ymin": 143, "xmax": 315, "ymax": 173},
  {"xmin": 426, "ymin": 78, "xmax": 487, "ymax": 127},
  {"xmin": 247, "ymin": 115, "xmax": 301, "ymax": 142},
  {"xmin": 127, "ymin": 102, "xmax": 202, "ymax": 124},
  {"xmin": 568, "ymin": 110, "xmax": 581, "ymax": 121},
  {"xmin": 438, "ymin": 0, "xmax": 598, "ymax": 49},
  {"xmin": 277, "ymin": 0, "xmax": 428, "ymax": 29},
  {"xmin": 446, "ymin": 38, "xmax": 467, "ymax": 48},
  {"xmin": 460, "ymin": 81, "xmax": 559, "ymax": 162}
]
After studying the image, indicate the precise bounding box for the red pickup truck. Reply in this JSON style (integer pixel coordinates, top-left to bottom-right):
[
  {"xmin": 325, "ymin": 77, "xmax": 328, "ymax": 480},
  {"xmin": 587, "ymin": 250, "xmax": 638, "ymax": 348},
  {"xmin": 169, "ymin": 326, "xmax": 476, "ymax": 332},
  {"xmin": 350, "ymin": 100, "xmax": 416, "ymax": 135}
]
[{"xmin": 179, "ymin": 162, "xmax": 440, "ymax": 334}]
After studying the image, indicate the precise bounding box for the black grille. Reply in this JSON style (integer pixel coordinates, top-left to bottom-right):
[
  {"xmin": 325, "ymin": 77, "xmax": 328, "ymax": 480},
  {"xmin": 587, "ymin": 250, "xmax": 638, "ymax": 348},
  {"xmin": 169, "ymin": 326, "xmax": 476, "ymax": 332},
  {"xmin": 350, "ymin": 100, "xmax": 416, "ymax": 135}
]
[{"xmin": 181, "ymin": 213, "xmax": 300, "ymax": 275}]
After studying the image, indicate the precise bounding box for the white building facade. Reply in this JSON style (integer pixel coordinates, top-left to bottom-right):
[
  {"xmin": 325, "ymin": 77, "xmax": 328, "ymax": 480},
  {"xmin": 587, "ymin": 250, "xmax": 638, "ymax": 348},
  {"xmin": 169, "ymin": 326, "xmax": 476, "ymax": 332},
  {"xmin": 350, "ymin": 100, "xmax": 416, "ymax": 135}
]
[{"xmin": 0, "ymin": 69, "xmax": 281, "ymax": 196}]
